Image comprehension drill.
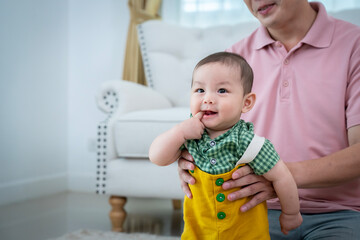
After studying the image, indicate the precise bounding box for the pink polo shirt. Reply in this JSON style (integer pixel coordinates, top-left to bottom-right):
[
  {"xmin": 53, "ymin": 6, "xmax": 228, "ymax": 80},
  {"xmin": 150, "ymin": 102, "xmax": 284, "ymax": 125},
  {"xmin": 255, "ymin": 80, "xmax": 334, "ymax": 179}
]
[{"xmin": 227, "ymin": 2, "xmax": 360, "ymax": 213}]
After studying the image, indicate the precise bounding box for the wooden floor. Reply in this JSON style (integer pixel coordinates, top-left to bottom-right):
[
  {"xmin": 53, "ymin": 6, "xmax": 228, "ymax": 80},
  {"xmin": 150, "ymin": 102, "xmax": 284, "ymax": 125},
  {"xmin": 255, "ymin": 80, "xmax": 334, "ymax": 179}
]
[{"xmin": 0, "ymin": 192, "xmax": 183, "ymax": 240}]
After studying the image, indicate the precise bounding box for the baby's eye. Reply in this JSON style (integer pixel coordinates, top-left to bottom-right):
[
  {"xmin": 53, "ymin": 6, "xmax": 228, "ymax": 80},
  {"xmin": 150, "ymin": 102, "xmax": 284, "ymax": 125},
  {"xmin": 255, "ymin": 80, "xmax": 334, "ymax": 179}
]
[
  {"xmin": 196, "ymin": 88, "xmax": 204, "ymax": 93},
  {"xmin": 218, "ymin": 88, "xmax": 227, "ymax": 94}
]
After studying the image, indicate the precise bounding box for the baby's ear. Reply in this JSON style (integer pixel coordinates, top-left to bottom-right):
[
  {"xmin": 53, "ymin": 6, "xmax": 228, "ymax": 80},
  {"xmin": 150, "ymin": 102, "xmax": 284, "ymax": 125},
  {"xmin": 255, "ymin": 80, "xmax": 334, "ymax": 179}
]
[{"xmin": 242, "ymin": 93, "xmax": 256, "ymax": 113}]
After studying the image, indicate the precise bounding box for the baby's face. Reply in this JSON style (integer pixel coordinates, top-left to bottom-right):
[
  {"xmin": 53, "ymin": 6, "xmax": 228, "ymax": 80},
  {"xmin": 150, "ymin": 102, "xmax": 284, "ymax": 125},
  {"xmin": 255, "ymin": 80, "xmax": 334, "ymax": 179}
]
[{"xmin": 190, "ymin": 62, "xmax": 246, "ymax": 134}]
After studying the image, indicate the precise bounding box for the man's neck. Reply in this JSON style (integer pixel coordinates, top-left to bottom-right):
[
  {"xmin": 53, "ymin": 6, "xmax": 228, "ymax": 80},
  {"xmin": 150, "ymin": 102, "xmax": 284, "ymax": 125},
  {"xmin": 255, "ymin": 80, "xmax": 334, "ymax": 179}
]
[{"xmin": 268, "ymin": 3, "xmax": 317, "ymax": 51}]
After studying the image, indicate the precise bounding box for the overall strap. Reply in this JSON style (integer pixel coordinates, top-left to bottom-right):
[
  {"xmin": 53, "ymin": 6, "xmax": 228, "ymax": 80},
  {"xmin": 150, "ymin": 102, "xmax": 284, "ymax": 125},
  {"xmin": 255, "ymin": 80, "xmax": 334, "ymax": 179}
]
[{"xmin": 236, "ymin": 134, "xmax": 265, "ymax": 166}]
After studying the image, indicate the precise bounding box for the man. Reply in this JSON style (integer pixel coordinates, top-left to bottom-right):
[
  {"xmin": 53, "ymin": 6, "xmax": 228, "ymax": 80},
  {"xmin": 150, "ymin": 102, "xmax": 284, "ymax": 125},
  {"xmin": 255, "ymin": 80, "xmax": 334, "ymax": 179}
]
[{"xmin": 178, "ymin": 1, "xmax": 360, "ymax": 239}]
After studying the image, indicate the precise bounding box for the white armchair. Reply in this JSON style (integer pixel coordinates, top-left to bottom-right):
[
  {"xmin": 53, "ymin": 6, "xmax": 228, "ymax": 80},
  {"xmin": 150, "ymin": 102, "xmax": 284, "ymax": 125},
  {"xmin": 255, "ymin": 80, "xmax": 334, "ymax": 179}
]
[{"xmin": 95, "ymin": 8, "xmax": 360, "ymax": 232}]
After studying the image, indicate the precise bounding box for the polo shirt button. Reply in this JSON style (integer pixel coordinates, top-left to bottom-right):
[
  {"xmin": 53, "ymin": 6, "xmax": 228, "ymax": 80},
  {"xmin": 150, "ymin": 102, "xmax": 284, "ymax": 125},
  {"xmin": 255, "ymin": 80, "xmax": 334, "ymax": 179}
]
[
  {"xmin": 209, "ymin": 140, "xmax": 216, "ymax": 147},
  {"xmin": 216, "ymin": 193, "xmax": 225, "ymax": 202},
  {"xmin": 217, "ymin": 212, "xmax": 226, "ymax": 220},
  {"xmin": 284, "ymin": 58, "xmax": 289, "ymax": 65},
  {"xmin": 276, "ymin": 42, "xmax": 282, "ymax": 47},
  {"xmin": 210, "ymin": 158, "xmax": 217, "ymax": 165},
  {"xmin": 283, "ymin": 81, "xmax": 289, "ymax": 87},
  {"xmin": 215, "ymin": 178, "xmax": 224, "ymax": 186}
]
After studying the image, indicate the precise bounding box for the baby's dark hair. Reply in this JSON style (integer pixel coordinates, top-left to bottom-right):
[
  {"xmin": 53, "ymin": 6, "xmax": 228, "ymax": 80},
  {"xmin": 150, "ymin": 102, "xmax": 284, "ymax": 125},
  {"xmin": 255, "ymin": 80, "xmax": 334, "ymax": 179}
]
[{"xmin": 193, "ymin": 52, "xmax": 253, "ymax": 94}]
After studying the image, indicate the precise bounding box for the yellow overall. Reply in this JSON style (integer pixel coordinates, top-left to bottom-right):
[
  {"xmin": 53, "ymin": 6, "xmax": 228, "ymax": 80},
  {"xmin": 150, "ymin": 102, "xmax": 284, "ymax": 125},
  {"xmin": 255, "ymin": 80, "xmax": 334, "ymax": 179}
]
[{"xmin": 181, "ymin": 164, "xmax": 270, "ymax": 240}]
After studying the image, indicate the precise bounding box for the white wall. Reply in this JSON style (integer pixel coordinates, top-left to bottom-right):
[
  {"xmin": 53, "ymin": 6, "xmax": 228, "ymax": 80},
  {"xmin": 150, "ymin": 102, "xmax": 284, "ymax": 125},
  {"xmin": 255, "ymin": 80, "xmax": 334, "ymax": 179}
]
[
  {"xmin": 0, "ymin": 0, "xmax": 130, "ymax": 205},
  {"xmin": 0, "ymin": 0, "xmax": 69, "ymax": 205},
  {"xmin": 67, "ymin": 0, "xmax": 129, "ymax": 192}
]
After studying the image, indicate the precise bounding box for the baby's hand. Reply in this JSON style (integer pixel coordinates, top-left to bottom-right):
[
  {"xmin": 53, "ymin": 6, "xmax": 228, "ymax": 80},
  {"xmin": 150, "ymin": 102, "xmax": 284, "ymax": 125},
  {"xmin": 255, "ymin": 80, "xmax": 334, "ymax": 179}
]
[
  {"xmin": 279, "ymin": 212, "xmax": 303, "ymax": 235},
  {"xmin": 177, "ymin": 111, "xmax": 205, "ymax": 140}
]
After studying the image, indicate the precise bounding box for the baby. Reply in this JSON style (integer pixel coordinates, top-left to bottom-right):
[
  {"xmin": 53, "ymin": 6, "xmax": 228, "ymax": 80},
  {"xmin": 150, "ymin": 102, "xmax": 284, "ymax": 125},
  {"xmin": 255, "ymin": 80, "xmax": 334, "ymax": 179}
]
[{"xmin": 149, "ymin": 52, "xmax": 302, "ymax": 239}]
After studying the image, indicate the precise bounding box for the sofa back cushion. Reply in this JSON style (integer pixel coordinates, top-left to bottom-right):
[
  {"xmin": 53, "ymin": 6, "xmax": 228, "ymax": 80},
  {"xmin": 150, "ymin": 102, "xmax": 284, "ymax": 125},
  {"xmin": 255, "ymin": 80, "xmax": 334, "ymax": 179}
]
[{"xmin": 138, "ymin": 20, "xmax": 259, "ymax": 107}]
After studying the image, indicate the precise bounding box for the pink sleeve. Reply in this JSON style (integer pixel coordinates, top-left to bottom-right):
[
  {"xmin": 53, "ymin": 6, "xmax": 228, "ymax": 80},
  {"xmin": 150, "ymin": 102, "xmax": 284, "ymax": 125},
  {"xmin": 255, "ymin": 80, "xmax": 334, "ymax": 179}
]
[{"xmin": 346, "ymin": 37, "xmax": 360, "ymax": 129}]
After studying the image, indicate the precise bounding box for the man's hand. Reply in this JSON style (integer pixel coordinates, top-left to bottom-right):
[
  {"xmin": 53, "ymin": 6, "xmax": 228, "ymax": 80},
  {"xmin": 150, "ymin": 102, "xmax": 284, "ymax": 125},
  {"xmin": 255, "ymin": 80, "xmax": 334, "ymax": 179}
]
[
  {"xmin": 178, "ymin": 149, "xmax": 196, "ymax": 199},
  {"xmin": 222, "ymin": 165, "xmax": 277, "ymax": 212}
]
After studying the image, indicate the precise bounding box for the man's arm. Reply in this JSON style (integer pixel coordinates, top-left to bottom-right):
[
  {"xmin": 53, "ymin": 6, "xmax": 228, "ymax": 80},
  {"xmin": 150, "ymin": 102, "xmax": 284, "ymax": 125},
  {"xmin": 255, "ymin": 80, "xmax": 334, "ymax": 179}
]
[
  {"xmin": 222, "ymin": 124, "xmax": 360, "ymax": 211},
  {"xmin": 288, "ymin": 125, "xmax": 360, "ymax": 188}
]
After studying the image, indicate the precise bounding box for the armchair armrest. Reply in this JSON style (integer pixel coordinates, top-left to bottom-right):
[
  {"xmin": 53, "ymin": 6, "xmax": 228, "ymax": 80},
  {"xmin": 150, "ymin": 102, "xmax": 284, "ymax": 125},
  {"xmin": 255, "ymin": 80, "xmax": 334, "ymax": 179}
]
[
  {"xmin": 96, "ymin": 79, "xmax": 172, "ymax": 118},
  {"xmin": 95, "ymin": 80, "xmax": 173, "ymax": 195}
]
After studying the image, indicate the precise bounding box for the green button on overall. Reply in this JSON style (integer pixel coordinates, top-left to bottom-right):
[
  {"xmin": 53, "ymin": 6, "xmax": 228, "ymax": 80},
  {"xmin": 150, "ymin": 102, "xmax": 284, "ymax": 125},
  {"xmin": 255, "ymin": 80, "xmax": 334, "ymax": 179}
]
[
  {"xmin": 217, "ymin": 212, "xmax": 226, "ymax": 220},
  {"xmin": 215, "ymin": 178, "xmax": 224, "ymax": 186},
  {"xmin": 216, "ymin": 193, "xmax": 225, "ymax": 202}
]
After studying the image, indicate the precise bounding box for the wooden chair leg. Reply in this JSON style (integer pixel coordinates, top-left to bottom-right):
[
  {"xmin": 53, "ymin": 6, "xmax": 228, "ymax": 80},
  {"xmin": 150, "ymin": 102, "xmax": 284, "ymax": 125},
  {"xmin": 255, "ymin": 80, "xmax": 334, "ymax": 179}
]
[
  {"xmin": 109, "ymin": 196, "xmax": 127, "ymax": 232},
  {"xmin": 172, "ymin": 199, "xmax": 182, "ymax": 210}
]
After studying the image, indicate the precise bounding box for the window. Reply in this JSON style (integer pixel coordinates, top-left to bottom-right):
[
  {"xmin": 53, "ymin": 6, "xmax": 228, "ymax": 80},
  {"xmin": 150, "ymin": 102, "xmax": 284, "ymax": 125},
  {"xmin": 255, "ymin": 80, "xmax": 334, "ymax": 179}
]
[
  {"xmin": 178, "ymin": 0, "xmax": 254, "ymax": 27},
  {"xmin": 162, "ymin": 0, "xmax": 360, "ymax": 28}
]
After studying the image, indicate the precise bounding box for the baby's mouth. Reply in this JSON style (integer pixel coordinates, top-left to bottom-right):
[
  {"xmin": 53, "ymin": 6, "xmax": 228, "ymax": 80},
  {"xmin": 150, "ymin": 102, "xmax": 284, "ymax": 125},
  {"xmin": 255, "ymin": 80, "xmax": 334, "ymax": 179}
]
[{"xmin": 204, "ymin": 110, "xmax": 217, "ymax": 116}]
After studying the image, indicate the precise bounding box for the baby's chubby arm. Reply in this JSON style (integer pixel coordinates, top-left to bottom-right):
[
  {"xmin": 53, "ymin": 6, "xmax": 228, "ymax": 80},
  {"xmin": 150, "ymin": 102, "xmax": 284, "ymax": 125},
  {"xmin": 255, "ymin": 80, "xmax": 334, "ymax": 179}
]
[
  {"xmin": 263, "ymin": 159, "xmax": 303, "ymax": 235},
  {"xmin": 149, "ymin": 112, "xmax": 205, "ymax": 166}
]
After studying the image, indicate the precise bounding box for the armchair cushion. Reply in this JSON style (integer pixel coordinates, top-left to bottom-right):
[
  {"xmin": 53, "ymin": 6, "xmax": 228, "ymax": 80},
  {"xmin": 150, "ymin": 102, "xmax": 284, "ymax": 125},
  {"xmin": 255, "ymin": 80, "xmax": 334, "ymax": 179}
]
[
  {"xmin": 114, "ymin": 107, "xmax": 188, "ymax": 157},
  {"xmin": 106, "ymin": 159, "xmax": 183, "ymax": 199}
]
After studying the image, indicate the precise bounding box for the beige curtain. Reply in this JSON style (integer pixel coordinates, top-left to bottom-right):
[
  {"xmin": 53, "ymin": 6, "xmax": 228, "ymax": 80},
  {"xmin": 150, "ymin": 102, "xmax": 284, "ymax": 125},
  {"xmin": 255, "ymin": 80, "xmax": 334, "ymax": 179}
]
[{"xmin": 122, "ymin": 0, "xmax": 162, "ymax": 85}]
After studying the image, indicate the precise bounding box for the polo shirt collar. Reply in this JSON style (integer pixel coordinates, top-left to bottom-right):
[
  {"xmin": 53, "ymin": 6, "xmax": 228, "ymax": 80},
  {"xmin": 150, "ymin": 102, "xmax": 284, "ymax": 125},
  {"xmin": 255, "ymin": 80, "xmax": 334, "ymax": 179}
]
[
  {"xmin": 254, "ymin": 2, "xmax": 334, "ymax": 50},
  {"xmin": 253, "ymin": 26, "xmax": 275, "ymax": 50},
  {"xmin": 301, "ymin": 2, "xmax": 334, "ymax": 48}
]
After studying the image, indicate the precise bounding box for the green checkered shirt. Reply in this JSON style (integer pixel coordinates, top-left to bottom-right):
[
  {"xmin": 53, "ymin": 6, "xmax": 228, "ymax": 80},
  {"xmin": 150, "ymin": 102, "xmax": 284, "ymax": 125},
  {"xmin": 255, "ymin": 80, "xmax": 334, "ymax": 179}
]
[{"xmin": 185, "ymin": 120, "xmax": 279, "ymax": 175}]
